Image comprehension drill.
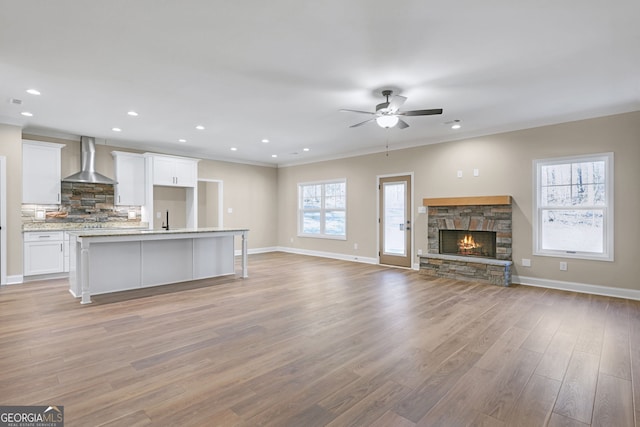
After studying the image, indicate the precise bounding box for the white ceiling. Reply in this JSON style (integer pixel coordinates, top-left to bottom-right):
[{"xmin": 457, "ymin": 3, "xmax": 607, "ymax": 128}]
[{"xmin": 1, "ymin": 1, "xmax": 639, "ymax": 167}]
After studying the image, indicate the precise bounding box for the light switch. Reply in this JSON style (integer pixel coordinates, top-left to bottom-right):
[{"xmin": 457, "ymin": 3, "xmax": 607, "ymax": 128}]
[
  {"xmin": 457, "ymin": 170, "xmax": 463, "ymax": 178},
  {"xmin": 473, "ymin": 168, "xmax": 479, "ymax": 177}
]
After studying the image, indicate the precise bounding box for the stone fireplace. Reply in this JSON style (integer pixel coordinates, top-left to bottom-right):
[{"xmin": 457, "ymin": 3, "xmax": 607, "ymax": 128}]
[{"xmin": 419, "ymin": 196, "xmax": 513, "ymax": 286}]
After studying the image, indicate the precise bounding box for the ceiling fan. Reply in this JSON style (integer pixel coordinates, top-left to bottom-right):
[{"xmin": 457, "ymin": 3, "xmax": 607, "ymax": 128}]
[{"xmin": 341, "ymin": 90, "xmax": 443, "ymax": 129}]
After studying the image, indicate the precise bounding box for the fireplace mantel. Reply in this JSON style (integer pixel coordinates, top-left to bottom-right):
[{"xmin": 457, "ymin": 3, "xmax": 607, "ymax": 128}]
[{"xmin": 423, "ymin": 195, "xmax": 511, "ymax": 207}]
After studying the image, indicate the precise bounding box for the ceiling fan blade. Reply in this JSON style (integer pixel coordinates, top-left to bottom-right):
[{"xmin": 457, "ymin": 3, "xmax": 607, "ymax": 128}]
[
  {"xmin": 340, "ymin": 109, "xmax": 375, "ymax": 115},
  {"xmin": 350, "ymin": 118, "xmax": 375, "ymax": 128},
  {"xmin": 387, "ymin": 95, "xmax": 407, "ymax": 112},
  {"xmin": 397, "ymin": 119, "xmax": 409, "ymax": 129},
  {"xmin": 399, "ymin": 108, "xmax": 443, "ymax": 116}
]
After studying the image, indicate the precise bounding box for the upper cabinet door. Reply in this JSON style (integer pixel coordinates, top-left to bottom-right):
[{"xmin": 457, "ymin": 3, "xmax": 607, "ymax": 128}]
[
  {"xmin": 173, "ymin": 157, "xmax": 197, "ymax": 187},
  {"xmin": 22, "ymin": 140, "xmax": 65, "ymax": 204},
  {"xmin": 152, "ymin": 155, "xmax": 176, "ymax": 186},
  {"xmin": 152, "ymin": 155, "xmax": 198, "ymax": 187},
  {"xmin": 112, "ymin": 151, "xmax": 146, "ymax": 205}
]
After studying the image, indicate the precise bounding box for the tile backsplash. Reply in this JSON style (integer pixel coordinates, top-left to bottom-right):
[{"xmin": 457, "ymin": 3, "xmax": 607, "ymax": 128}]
[{"xmin": 22, "ymin": 182, "xmax": 142, "ymax": 225}]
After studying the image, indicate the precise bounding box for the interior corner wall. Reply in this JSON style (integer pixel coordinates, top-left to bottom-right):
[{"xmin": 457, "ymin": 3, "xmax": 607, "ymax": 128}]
[
  {"xmin": 197, "ymin": 159, "xmax": 278, "ymax": 250},
  {"xmin": 276, "ymin": 111, "xmax": 640, "ymax": 292},
  {"xmin": 0, "ymin": 124, "xmax": 24, "ymax": 278}
]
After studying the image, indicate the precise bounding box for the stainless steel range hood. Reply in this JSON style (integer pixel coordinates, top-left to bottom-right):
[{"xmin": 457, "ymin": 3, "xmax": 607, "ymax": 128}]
[{"xmin": 62, "ymin": 136, "xmax": 117, "ymax": 184}]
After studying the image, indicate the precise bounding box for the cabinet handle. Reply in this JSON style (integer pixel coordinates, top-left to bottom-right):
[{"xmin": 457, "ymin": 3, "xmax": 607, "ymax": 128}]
[
  {"xmin": 118, "ymin": 195, "xmax": 121, "ymax": 203},
  {"xmin": 60, "ymin": 243, "xmax": 63, "ymax": 252},
  {"xmin": 38, "ymin": 235, "xmax": 51, "ymax": 239}
]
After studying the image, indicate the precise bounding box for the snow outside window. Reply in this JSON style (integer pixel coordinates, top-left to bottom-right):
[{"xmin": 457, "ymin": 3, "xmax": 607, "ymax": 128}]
[
  {"xmin": 534, "ymin": 153, "xmax": 613, "ymax": 261},
  {"xmin": 298, "ymin": 180, "xmax": 346, "ymax": 239}
]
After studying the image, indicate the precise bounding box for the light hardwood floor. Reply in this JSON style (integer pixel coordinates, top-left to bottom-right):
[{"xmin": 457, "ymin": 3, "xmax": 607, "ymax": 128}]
[{"xmin": 1, "ymin": 252, "xmax": 639, "ymax": 426}]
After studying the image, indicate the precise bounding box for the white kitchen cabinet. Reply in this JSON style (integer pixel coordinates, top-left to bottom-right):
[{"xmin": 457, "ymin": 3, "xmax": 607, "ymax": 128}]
[
  {"xmin": 22, "ymin": 140, "xmax": 65, "ymax": 204},
  {"xmin": 151, "ymin": 154, "xmax": 197, "ymax": 187},
  {"xmin": 112, "ymin": 151, "xmax": 146, "ymax": 205},
  {"xmin": 23, "ymin": 231, "xmax": 64, "ymax": 276}
]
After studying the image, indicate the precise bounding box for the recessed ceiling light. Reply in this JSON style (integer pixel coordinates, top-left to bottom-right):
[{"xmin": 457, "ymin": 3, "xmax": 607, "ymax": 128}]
[
  {"xmin": 26, "ymin": 89, "xmax": 41, "ymax": 95},
  {"xmin": 261, "ymin": 139, "xmax": 269, "ymax": 143},
  {"xmin": 196, "ymin": 125, "xmax": 205, "ymax": 130},
  {"xmin": 271, "ymin": 154, "xmax": 278, "ymax": 158},
  {"xmin": 303, "ymin": 148, "xmax": 310, "ymax": 152},
  {"xmin": 21, "ymin": 111, "xmax": 33, "ymax": 117},
  {"xmin": 112, "ymin": 127, "xmax": 122, "ymax": 132},
  {"xmin": 178, "ymin": 139, "xmax": 187, "ymax": 143},
  {"xmin": 451, "ymin": 120, "xmax": 461, "ymax": 129},
  {"xmin": 127, "ymin": 111, "xmax": 138, "ymax": 116},
  {"xmin": 230, "ymin": 147, "xmax": 238, "ymax": 151}
]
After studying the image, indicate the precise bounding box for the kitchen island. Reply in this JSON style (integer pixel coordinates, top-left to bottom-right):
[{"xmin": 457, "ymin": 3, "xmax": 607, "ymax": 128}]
[{"xmin": 68, "ymin": 227, "xmax": 248, "ymax": 304}]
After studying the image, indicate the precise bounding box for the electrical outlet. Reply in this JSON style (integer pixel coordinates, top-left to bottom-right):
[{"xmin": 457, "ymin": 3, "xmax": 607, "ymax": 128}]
[
  {"xmin": 354, "ymin": 243, "xmax": 358, "ymax": 250},
  {"xmin": 156, "ymin": 211, "xmax": 161, "ymax": 219},
  {"xmin": 290, "ymin": 237, "xmax": 294, "ymax": 243},
  {"xmin": 473, "ymin": 168, "xmax": 479, "ymax": 177},
  {"xmin": 560, "ymin": 262, "xmax": 568, "ymax": 271},
  {"xmin": 522, "ymin": 258, "xmax": 531, "ymax": 267},
  {"xmin": 417, "ymin": 249, "xmax": 423, "ymax": 255}
]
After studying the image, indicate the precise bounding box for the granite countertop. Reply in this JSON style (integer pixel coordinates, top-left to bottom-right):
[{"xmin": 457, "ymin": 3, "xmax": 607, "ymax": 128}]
[
  {"xmin": 22, "ymin": 222, "xmax": 150, "ymax": 232},
  {"xmin": 67, "ymin": 227, "xmax": 249, "ymax": 238}
]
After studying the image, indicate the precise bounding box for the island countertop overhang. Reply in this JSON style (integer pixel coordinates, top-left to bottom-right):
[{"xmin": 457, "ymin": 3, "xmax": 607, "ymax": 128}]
[{"xmin": 67, "ymin": 227, "xmax": 249, "ymax": 239}]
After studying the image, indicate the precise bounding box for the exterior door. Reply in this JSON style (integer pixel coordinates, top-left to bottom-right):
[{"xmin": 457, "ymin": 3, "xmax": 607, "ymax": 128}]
[{"xmin": 379, "ymin": 175, "xmax": 412, "ymax": 267}]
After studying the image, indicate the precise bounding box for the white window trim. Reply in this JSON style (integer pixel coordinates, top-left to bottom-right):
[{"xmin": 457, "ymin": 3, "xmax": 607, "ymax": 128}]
[
  {"xmin": 298, "ymin": 179, "xmax": 347, "ymax": 240},
  {"xmin": 533, "ymin": 152, "xmax": 614, "ymax": 261}
]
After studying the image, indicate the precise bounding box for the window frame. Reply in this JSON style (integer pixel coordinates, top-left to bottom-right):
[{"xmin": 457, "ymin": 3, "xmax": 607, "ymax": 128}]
[
  {"xmin": 533, "ymin": 152, "xmax": 614, "ymax": 261},
  {"xmin": 297, "ymin": 179, "xmax": 347, "ymax": 240}
]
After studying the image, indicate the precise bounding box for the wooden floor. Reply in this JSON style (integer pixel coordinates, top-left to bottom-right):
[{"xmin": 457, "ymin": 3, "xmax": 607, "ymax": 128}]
[{"xmin": 1, "ymin": 252, "xmax": 639, "ymax": 427}]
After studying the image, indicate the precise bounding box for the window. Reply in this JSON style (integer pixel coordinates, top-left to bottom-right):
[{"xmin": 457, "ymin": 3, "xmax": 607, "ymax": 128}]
[
  {"xmin": 298, "ymin": 180, "xmax": 346, "ymax": 239},
  {"xmin": 534, "ymin": 153, "xmax": 613, "ymax": 261}
]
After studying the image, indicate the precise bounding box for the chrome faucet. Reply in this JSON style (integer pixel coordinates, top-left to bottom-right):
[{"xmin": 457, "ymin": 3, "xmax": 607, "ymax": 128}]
[{"xmin": 161, "ymin": 210, "xmax": 169, "ymax": 230}]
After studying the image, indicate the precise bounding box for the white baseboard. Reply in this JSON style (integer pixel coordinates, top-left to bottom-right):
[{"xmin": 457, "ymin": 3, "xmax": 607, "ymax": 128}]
[
  {"xmin": 234, "ymin": 246, "xmax": 278, "ymax": 256},
  {"xmin": 513, "ymin": 275, "xmax": 640, "ymax": 301},
  {"xmin": 276, "ymin": 246, "xmax": 378, "ymax": 265},
  {"xmin": 5, "ymin": 275, "xmax": 23, "ymax": 285}
]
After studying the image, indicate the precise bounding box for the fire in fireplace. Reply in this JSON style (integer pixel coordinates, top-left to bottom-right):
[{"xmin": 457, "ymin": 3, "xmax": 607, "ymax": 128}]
[{"xmin": 439, "ymin": 230, "xmax": 497, "ymax": 259}]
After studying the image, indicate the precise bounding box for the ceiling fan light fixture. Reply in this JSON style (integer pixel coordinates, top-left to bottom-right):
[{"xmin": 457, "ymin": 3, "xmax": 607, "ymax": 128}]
[{"xmin": 376, "ymin": 115, "xmax": 399, "ymax": 128}]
